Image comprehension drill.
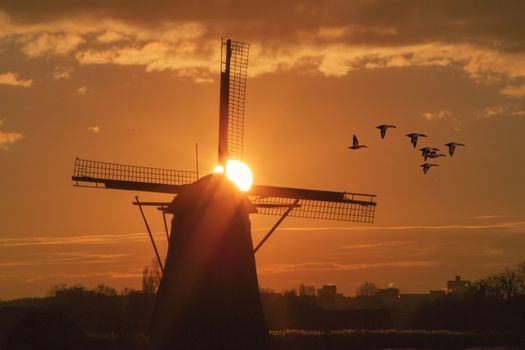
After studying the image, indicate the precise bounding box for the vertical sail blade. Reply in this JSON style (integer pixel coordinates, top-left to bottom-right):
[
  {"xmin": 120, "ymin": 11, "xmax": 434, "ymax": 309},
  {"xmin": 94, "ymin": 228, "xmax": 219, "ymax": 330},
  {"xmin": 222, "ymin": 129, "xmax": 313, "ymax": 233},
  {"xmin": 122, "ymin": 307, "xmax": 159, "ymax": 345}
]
[{"xmin": 218, "ymin": 39, "xmax": 250, "ymax": 165}]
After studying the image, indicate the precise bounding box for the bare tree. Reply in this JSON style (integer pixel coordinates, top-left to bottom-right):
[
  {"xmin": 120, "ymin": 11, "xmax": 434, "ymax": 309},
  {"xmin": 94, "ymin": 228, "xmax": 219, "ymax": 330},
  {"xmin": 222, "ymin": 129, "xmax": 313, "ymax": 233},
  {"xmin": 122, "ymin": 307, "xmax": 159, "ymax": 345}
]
[
  {"xmin": 356, "ymin": 281, "xmax": 378, "ymax": 296},
  {"xmin": 142, "ymin": 259, "xmax": 162, "ymax": 294},
  {"xmin": 476, "ymin": 261, "xmax": 525, "ymax": 300}
]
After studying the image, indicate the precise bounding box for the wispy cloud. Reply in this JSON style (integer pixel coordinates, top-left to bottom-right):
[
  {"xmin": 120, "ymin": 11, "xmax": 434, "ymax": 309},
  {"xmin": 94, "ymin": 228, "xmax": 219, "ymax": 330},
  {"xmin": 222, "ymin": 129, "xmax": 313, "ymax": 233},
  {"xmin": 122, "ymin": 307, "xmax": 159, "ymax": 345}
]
[
  {"xmin": 52, "ymin": 65, "xmax": 75, "ymax": 80},
  {"xmin": 23, "ymin": 271, "xmax": 142, "ymax": 283},
  {"xmin": 476, "ymin": 104, "xmax": 525, "ymax": 119},
  {"xmin": 96, "ymin": 30, "xmax": 127, "ymax": 43},
  {"xmin": 500, "ymin": 83, "xmax": 525, "ymax": 98},
  {"xmin": 20, "ymin": 32, "xmax": 85, "ymax": 57},
  {"xmin": 339, "ymin": 241, "xmax": 411, "ymax": 250},
  {"xmin": 0, "ymin": 129, "xmax": 23, "ymax": 150},
  {"xmin": 0, "ymin": 71, "xmax": 32, "ymax": 87},
  {"xmin": 254, "ymin": 221, "xmax": 525, "ymax": 233},
  {"xmin": 473, "ymin": 215, "xmax": 502, "ymax": 220},
  {"xmin": 0, "ymin": 252, "xmax": 130, "ymax": 268},
  {"xmin": 77, "ymin": 86, "xmax": 92, "ymax": 95},
  {"xmin": 87, "ymin": 125, "xmax": 100, "ymax": 134},
  {"xmin": 259, "ymin": 260, "xmax": 438, "ymax": 274},
  {"xmin": 0, "ymin": 232, "xmax": 164, "ymax": 248},
  {"xmin": 420, "ymin": 110, "xmax": 452, "ymax": 121}
]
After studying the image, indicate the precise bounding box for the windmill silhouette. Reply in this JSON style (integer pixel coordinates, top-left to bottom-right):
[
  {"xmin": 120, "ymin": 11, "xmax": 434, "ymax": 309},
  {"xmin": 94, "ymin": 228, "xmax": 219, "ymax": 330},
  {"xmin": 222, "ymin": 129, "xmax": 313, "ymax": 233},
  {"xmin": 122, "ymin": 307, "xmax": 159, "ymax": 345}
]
[{"xmin": 72, "ymin": 39, "xmax": 377, "ymax": 348}]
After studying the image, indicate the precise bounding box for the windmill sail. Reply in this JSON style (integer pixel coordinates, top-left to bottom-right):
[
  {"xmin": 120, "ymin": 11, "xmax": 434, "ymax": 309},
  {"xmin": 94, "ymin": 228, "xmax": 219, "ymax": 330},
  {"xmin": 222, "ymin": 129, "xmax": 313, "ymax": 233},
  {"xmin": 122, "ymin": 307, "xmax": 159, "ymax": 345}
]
[
  {"xmin": 218, "ymin": 39, "xmax": 249, "ymax": 166},
  {"xmin": 72, "ymin": 158, "xmax": 197, "ymax": 193},
  {"xmin": 249, "ymin": 185, "xmax": 376, "ymax": 223},
  {"xmin": 72, "ymin": 158, "xmax": 376, "ymax": 223}
]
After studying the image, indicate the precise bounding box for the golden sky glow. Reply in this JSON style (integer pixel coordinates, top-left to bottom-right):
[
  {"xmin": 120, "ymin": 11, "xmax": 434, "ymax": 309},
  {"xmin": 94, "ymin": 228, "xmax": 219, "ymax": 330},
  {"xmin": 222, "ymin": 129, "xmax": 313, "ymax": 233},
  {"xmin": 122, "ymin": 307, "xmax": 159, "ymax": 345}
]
[{"xmin": 1, "ymin": 1, "xmax": 525, "ymax": 299}]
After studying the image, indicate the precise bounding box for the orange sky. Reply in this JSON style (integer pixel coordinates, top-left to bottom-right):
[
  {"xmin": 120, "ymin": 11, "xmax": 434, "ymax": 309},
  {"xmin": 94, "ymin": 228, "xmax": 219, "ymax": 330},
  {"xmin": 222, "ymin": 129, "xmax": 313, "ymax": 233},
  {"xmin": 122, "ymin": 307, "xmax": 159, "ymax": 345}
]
[{"xmin": 1, "ymin": 1, "xmax": 525, "ymax": 300}]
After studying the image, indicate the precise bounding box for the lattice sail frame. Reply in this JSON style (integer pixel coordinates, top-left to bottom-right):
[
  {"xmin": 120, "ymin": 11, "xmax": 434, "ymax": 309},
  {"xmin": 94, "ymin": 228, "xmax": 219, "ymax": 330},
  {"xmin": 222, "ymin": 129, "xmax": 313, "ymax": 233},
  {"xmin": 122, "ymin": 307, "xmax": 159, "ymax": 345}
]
[
  {"xmin": 222, "ymin": 39, "xmax": 249, "ymax": 161},
  {"xmin": 249, "ymin": 195, "xmax": 375, "ymax": 223},
  {"xmin": 71, "ymin": 158, "xmax": 376, "ymax": 223},
  {"xmin": 72, "ymin": 158, "xmax": 198, "ymax": 188}
]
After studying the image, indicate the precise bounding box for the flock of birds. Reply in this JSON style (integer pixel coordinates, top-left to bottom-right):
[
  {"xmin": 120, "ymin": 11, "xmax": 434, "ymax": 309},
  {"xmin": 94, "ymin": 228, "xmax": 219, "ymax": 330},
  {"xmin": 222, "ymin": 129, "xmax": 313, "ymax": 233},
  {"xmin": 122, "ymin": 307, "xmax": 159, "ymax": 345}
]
[{"xmin": 349, "ymin": 124, "xmax": 465, "ymax": 175}]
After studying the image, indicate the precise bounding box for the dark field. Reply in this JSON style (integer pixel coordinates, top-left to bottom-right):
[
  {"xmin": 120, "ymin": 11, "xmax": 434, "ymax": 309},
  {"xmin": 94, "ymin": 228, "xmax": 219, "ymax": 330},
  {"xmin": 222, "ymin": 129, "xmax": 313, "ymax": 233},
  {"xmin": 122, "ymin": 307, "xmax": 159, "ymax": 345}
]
[{"xmin": 81, "ymin": 330, "xmax": 524, "ymax": 350}]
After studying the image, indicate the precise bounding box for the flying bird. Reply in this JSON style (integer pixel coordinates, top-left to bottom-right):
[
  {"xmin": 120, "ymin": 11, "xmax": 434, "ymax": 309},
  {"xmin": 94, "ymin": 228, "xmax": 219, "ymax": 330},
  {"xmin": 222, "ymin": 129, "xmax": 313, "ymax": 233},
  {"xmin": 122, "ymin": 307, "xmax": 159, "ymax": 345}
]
[
  {"xmin": 445, "ymin": 142, "xmax": 466, "ymax": 156},
  {"xmin": 419, "ymin": 147, "xmax": 439, "ymax": 161},
  {"xmin": 421, "ymin": 163, "xmax": 439, "ymax": 175},
  {"xmin": 376, "ymin": 124, "xmax": 396, "ymax": 139},
  {"xmin": 427, "ymin": 150, "xmax": 446, "ymax": 159},
  {"xmin": 406, "ymin": 133, "xmax": 427, "ymax": 148},
  {"xmin": 349, "ymin": 134, "xmax": 367, "ymax": 150}
]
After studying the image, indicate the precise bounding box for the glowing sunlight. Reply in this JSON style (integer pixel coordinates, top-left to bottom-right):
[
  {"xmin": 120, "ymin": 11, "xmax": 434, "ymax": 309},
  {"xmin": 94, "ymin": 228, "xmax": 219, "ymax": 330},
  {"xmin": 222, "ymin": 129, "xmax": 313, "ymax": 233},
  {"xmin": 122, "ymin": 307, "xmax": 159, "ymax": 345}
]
[{"xmin": 214, "ymin": 160, "xmax": 253, "ymax": 192}]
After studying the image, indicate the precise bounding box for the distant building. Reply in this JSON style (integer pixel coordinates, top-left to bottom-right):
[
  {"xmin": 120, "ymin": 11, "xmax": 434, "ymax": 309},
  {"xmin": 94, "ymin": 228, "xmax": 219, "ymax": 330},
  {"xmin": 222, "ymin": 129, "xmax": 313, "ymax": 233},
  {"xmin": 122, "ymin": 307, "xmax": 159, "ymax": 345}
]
[
  {"xmin": 317, "ymin": 285, "xmax": 345, "ymax": 310},
  {"xmin": 447, "ymin": 276, "xmax": 471, "ymax": 295},
  {"xmin": 376, "ymin": 288, "xmax": 400, "ymax": 308},
  {"xmin": 318, "ymin": 284, "xmax": 337, "ymax": 297},
  {"xmin": 299, "ymin": 284, "xmax": 316, "ymax": 297}
]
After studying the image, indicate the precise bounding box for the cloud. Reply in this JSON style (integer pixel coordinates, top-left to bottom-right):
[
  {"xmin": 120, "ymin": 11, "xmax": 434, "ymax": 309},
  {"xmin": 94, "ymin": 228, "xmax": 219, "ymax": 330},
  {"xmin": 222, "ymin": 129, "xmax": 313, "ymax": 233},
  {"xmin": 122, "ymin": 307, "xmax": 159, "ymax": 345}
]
[
  {"xmin": 0, "ymin": 9, "xmax": 525, "ymax": 87},
  {"xmin": 52, "ymin": 65, "xmax": 75, "ymax": 80},
  {"xmin": 475, "ymin": 104, "xmax": 525, "ymax": 119},
  {"xmin": 0, "ymin": 130, "xmax": 23, "ymax": 150},
  {"xmin": 420, "ymin": 110, "xmax": 452, "ymax": 121},
  {"xmin": 340, "ymin": 241, "xmax": 410, "ymax": 250},
  {"xmin": 0, "ymin": 232, "xmax": 162, "ymax": 248},
  {"xmin": 1, "ymin": 1, "xmax": 524, "ymax": 50},
  {"xmin": 20, "ymin": 32, "xmax": 85, "ymax": 57},
  {"xmin": 24, "ymin": 271, "xmax": 142, "ymax": 283},
  {"xmin": 473, "ymin": 215, "xmax": 502, "ymax": 220},
  {"xmin": 259, "ymin": 260, "xmax": 438, "ymax": 274},
  {"xmin": 500, "ymin": 83, "xmax": 525, "ymax": 98},
  {"xmin": 87, "ymin": 125, "xmax": 100, "ymax": 134},
  {"xmin": 0, "ymin": 71, "xmax": 32, "ymax": 87},
  {"xmin": 96, "ymin": 30, "xmax": 126, "ymax": 43},
  {"xmin": 0, "ymin": 252, "xmax": 130, "ymax": 268},
  {"xmin": 77, "ymin": 86, "xmax": 92, "ymax": 95},
  {"xmin": 254, "ymin": 220, "xmax": 525, "ymax": 233}
]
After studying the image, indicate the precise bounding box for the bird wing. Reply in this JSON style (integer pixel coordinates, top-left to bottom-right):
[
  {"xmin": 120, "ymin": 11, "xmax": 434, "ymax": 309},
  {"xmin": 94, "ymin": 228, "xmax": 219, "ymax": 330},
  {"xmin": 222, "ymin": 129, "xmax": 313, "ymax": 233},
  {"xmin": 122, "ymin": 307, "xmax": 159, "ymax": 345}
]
[
  {"xmin": 380, "ymin": 128, "xmax": 386, "ymax": 138},
  {"xmin": 353, "ymin": 134, "xmax": 358, "ymax": 147},
  {"xmin": 449, "ymin": 144, "xmax": 455, "ymax": 156}
]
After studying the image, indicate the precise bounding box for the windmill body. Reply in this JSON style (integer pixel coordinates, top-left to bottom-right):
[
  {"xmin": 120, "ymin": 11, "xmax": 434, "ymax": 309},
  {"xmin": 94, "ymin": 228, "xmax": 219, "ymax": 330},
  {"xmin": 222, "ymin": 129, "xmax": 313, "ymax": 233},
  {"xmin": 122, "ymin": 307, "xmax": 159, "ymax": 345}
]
[
  {"xmin": 71, "ymin": 39, "xmax": 377, "ymax": 348},
  {"xmin": 149, "ymin": 174, "xmax": 266, "ymax": 349}
]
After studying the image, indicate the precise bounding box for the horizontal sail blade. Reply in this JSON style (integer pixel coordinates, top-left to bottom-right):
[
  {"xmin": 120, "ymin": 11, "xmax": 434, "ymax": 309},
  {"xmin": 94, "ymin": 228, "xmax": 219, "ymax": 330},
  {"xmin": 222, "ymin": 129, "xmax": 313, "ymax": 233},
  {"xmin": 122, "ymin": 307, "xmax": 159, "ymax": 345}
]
[
  {"xmin": 72, "ymin": 158, "xmax": 197, "ymax": 193},
  {"xmin": 248, "ymin": 185, "xmax": 376, "ymax": 223},
  {"xmin": 72, "ymin": 158, "xmax": 377, "ymax": 222}
]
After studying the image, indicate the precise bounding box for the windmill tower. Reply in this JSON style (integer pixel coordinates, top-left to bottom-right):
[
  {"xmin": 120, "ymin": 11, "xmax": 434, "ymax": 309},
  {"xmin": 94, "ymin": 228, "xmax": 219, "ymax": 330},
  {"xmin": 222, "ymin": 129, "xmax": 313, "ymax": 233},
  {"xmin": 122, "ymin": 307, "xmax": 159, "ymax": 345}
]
[{"xmin": 72, "ymin": 39, "xmax": 376, "ymax": 348}]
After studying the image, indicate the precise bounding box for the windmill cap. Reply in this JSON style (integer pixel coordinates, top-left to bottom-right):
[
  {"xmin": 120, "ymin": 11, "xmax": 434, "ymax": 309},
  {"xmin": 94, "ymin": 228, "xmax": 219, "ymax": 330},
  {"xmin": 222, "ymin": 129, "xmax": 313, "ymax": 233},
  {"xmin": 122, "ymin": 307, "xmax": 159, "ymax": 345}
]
[{"xmin": 166, "ymin": 173, "xmax": 257, "ymax": 215}]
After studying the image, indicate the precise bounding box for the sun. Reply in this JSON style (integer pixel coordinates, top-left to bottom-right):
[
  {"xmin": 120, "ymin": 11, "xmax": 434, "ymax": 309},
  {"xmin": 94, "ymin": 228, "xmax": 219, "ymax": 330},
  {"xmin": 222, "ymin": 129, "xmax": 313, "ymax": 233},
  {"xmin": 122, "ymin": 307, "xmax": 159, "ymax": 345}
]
[{"xmin": 213, "ymin": 160, "xmax": 253, "ymax": 192}]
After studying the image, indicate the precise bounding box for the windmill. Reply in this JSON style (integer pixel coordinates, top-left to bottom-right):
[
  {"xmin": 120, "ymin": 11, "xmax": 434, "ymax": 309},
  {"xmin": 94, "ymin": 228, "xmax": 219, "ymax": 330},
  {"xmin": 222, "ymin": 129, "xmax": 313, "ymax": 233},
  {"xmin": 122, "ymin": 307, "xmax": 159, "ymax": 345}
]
[{"xmin": 71, "ymin": 39, "xmax": 377, "ymax": 348}]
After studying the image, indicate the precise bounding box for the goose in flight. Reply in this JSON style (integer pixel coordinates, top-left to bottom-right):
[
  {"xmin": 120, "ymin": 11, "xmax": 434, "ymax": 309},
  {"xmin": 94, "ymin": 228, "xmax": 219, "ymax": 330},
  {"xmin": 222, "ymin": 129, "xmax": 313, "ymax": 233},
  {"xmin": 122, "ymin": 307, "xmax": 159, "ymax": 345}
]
[
  {"xmin": 406, "ymin": 133, "xmax": 427, "ymax": 148},
  {"xmin": 349, "ymin": 134, "xmax": 367, "ymax": 150},
  {"xmin": 419, "ymin": 147, "xmax": 438, "ymax": 161},
  {"xmin": 428, "ymin": 150, "xmax": 446, "ymax": 159},
  {"xmin": 376, "ymin": 124, "xmax": 396, "ymax": 139},
  {"xmin": 445, "ymin": 142, "xmax": 465, "ymax": 156},
  {"xmin": 421, "ymin": 163, "xmax": 439, "ymax": 175}
]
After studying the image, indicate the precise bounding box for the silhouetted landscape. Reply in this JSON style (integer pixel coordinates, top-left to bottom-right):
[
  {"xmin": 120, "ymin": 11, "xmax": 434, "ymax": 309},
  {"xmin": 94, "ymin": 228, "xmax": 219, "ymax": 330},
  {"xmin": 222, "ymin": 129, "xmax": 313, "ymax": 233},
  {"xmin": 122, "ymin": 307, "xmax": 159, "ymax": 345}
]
[
  {"xmin": 1, "ymin": 261, "xmax": 524, "ymax": 349},
  {"xmin": 2, "ymin": 1, "xmax": 525, "ymax": 349}
]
